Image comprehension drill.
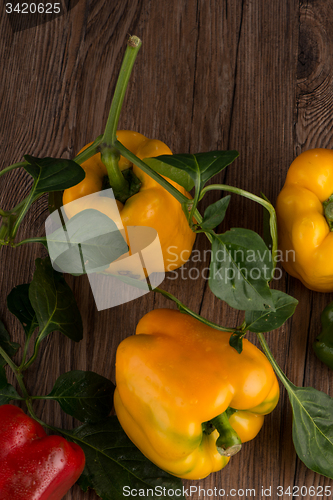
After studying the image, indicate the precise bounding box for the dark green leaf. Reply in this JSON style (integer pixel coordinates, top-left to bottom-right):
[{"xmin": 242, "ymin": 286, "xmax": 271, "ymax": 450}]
[
  {"xmin": 149, "ymin": 150, "xmax": 239, "ymax": 191},
  {"xmin": 0, "ymin": 367, "xmax": 21, "ymax": 405},
  {"xmin": 245, "ymin": 290, "xmax": 298, "ymax": 333},
  {"xmin": 29, "ymin": 257, "xmax": 83, "ymax": 342},
  {"xmin": 66, "ymin": 416, "xmax": 185, "ymax": 500},
  {"xmin": 144, "ymin": 158, "xmax": 194, "ymax": 191},
  {"xmin": 7, "ymin": 284, "xmax": 38, "ymax": 339},
  {"xmin": 47, "ymin": 209, "xmax": 128, "ymax": 275},
  {"xmin": 313, "ymin": 301, "xmax": 333, "ymax": 370},
  {"xmin": 201, "ymin": 195, "xmax": 231, "ymax": 230},
  {"xmin": 229, "ymin": 332, "xmax": 244, "ymax": 354},
  {"xmin": 0, "ymin": 213, "xmax": 16, "ymax": 244},
  {"xmin": 121, "ymin": 168, "xmax": 142, "ymax": 197},
  {"xmin": 209, "ymin": 229, "xmax": 274, "ymax": 311},
  {"xmin": 0, "ymin": 321, "xmax": 20, "ymax": 367},
  {"xmin": 24, "ymin": 155, "xmax": 85, "ymax": 195},
  {"xmin": 286, "ymin": 383, "xmax": 333, "ymax": 479},
  {"xmin": 48, "ymin": 371, "xmax": 115, "ymax": 423}
]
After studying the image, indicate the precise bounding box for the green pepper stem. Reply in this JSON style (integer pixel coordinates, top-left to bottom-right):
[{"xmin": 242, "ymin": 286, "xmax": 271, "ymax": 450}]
[
  {"xmin": 187, "ymin": 178, "xmax": 201, "ymax": 229},
  {"xmin": 100, "ymin": 147, "xmax": 128, "ymax": 194},
  {"xmin": 0, "ymin": 345, "xmax": 25, "ymax": 401},
  {"xmin": 73, "ymin": 134, "xmax": 103, "ymax": 165},
  {"xmin": 192, "ymin": 208, "xmax": 213, "ymax": 243},
  {"xmin": 210, "ymin": 412, "xmax": 242, "ymax": 457},
  {"xmin": 21, "ymin": 339, "xmax": 41, "ymax": 371},
  {"xmin": 0, "ymin": 341, "xmax": 55, "ymax": 428},
  {"xmin": 0, "ymin": 161, "xmax": 27, "ymax": 178},
  {"xmin": 18, "ymin": 339, "xmax": 32, "ymax": 371},
  {"xmin": 99, "ymin": 35, "xmax": 142, "ymax": 195},
  {"xmin": 154, "ymin": 287, "xmax": 236, "ymax": 333},
  {"xmin": 103, "ymin": 36, "xmax": 142, "ymax": 146},
  {"xmin": 115, "ymin": 141, "xmax": 189, "ymax": 205},
  {"xmin": 21, "ymin": 312, "xmax": 55, "ymax": 371},
  {"xmin": 0, "ymin": 193, "xmax": 44, "ymax": 246},
  {"xmin": 200, "ymin": 184, "xmax": 278, "ymax": 271},
  {"xmin": 10, "ymin": 189, "xmax": 38, "ymax": 240},
  {"xmin": 14, "ymin": 236, "xmax": 47, "ymax": 248},
  {"xmin": 0, "ymin": 345, "xmax": 19, "ymax": 373},
  {"xmin": 256, "ymin": 332, "xmax": 291, "ymax": 389}
]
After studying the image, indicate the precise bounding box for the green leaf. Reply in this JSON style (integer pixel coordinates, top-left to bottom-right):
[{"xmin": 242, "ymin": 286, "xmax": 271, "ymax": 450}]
[
  {"xmin": 29, "ymin": 257, "xmax": 83, "ymax": 342},
  {"xmin": 121, "ymin": 168, "xmax": 142, "ymax": 197},
  {"xmin": 47, "ymin": 209, "xmax": 128, "ymax": 275},
  {"xmin": 286, "ymin": 383, "xmax": 333, "ymax": 479},
  {"xmin": 149, "ymin": 150, "xmax": 239, "ymax": 191},
  {"xmin": 47, "ymin": 371, "xmax": 115, "ymax": 423},
  {"xmin": 209, "ymin": 229, "xmax": 274, "ymax": 311},
  {"xmin": 201, "ymin": 195, "xmax": 231, "ymax": 230},
  {"xmin": 313, "ymin": 301, "xmax": 333, "ymax": 370},
  {"xmin": 23, "ymin": 155, "xmax": 85, "ymax": 195},
  {"xmin": 0, "ymin": 213, "xmax": 17, "ymax": 244},
  {"xmin": 7, "ymin": 284, "xmax": 38, "ymax": 340},
  {"xmin": 229, "ymin": 331, "xmax": 244, "ymax": 354},
  {"xmin": 0, "ymin": 367, "xmax": 21, "ymax": 405},
  {"xmin": 66, "ymin": 416, "xmax": 185, "ymax": 500},
  {"xmin": 0, "ymin": 321, "xmax": 20, "ymax": 367},
  {"xmin": 258, "ymin": 333, "xmax": 333, "ymax": 480},
  {"xmin": 245, "ymin": 290, "xmax": 298, "ymax": 333},
  {"xmin": 144, "ymin": 158, "xmax": 194, "ymax": 191}
]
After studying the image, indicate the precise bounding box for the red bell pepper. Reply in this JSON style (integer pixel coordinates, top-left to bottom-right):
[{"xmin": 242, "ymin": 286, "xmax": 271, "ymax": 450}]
[{"xmin": 0, "ymin": 404, "xmax": 85, "ymax": 499}]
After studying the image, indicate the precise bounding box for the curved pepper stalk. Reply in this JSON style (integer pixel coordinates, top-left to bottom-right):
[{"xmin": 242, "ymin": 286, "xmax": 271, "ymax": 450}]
[{"xmin": 210, "ymin": 413, "xmax": 242, "ymax": 457}]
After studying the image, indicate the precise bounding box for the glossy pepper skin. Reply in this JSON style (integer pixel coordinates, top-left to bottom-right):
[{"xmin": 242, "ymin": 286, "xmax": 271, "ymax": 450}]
[
  {"xmin": 0, "ymin": 405, "xmax": 85, "ymax": 500},
  {"xmin": 313, "ymin": 301, "xmax": 333, "ymax": 370},
  {"xmin": 276, "ymin": 149, "xmax": 333, "ymax": 292},
  {"xmin": 63, "ymin": 131, "xmax": 196, "ymax": 273},
  {"xmin": 114, "ymin": 309, "xmax": 279, "ymax": 480}
]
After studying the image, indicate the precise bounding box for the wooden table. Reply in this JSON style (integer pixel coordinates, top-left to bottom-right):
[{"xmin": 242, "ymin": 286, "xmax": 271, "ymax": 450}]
[{"xmin": 1, "ymin": 1, "xmax": 333, "ymax": 499}]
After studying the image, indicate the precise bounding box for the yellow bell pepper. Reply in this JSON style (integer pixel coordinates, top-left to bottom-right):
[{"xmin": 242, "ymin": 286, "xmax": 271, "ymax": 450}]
[
  {"xmin": 276, "ymin": 148, "xmax": 333, "ymax": 291},
  {"xmin": 114, "ymin": 309, "xmax": 279, "ymax": 479},
  {"xmin": 63, "ymin": 131, "xmax": 196, "ymax": 273}
]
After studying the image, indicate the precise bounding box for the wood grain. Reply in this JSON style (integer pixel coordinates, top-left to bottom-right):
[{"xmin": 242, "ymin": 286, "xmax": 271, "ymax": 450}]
[{"xmin": 1, "ymin": 0, "xmax": 333, "ymax": 499}]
